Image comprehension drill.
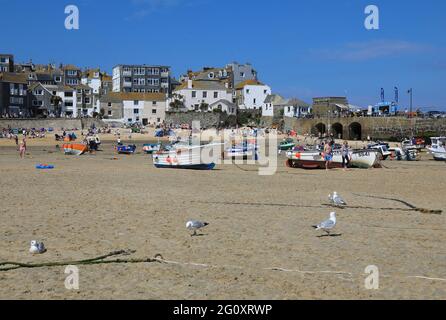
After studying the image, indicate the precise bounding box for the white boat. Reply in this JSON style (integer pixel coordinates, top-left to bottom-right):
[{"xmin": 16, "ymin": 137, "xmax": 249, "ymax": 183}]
[
  {"xmin": 427, "ymin": 137, "xmax": 446, "ymax": 161},
  {"xmin": 368, "ymin": 143, "xmax": 392, "ymax": 160},
  {"xmin": 152, "ymin": 143, "xmax": 223, "ymax": 170},
  {"xmin": 286, "ymin": 149, "xmax": 380, "ymax": 169}
]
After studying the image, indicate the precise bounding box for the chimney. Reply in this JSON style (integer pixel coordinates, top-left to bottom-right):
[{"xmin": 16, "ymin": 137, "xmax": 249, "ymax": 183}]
[{"xmin": 187, "ymin": 79, "xmax": 193, "ymax": 89}]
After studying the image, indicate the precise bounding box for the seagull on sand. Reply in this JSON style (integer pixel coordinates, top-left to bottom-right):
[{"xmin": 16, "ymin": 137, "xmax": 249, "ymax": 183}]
[
  {"xmin": 29, "ymin": 240, "xmax": 46, "ymax": 254},
  {"xmin": 329, "ymin": 192, "xmax": 347, "ymax": 207},
  {"xmin": 313, "ymin": 212, "xmax": 337, "ymax": 236},
  {"xmin": 186, "ymin": 220, "xmax": 209, "ymax": 236}
]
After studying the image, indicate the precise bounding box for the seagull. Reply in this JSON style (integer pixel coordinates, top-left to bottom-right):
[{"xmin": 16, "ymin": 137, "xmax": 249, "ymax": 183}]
[
  {"xmin": 29, "ymin": 240, "xmax": 46, "ymax": 254},
  {"xmin": 186, "ymin": 220, "xmax": 209, "ymax": 237},
  {"xmin": 313, "ymin": 212, "xmax": 337, "ymax": 236},
  {"xmin": 329, "ymin": 192, "xmax": 347, "ymax": 207}
]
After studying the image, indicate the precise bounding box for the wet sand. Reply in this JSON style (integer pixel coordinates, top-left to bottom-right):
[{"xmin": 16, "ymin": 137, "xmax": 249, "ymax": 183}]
[{"xmin": 0, "ymin": 134, "xmax": 445, "ymax": 300}]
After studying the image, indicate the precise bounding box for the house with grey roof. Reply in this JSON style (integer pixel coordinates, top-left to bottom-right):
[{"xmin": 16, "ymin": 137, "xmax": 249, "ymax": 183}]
[
  {"xmin": 112, "ymin": 64, "xmax": 171, "ymax": 94},
  {"xmin": 0, "ymin": 73, "xmax": 30, "ymax": 117}
]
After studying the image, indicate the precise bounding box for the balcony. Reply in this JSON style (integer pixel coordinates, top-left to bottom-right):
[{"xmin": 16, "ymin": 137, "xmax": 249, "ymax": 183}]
[
  {"xmin": 122, "ymin": 71, "xmax": 132, "ymax": 77},
  {"xmin": 161, "ymin": 72, "xmax": 169, "ymax": 78},
  {"xmin": 123, "ymin": 82, "xmax": 132, "ymax": 88}
]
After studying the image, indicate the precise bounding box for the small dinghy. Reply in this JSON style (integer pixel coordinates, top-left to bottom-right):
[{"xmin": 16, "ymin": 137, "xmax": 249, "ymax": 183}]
[
  {"xmin": 117, "ymin": 145, "xmax": 137, "ymax": 155},
  {"xmin": 62, "ymin": 143, "xmax": 87, "ymax": 156},
  {"xmin": 143, "ymin": 143, "xmax": 161, "ymax": 154},
  {"xmin": 279, "ymin": 138, "xmax": 296, "ymax": 152}
]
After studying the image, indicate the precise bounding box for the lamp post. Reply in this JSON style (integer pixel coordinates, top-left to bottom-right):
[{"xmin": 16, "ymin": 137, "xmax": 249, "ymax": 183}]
[{"xmin": 408, "ymin": 88, "xmax": 413, "ymax": 118}]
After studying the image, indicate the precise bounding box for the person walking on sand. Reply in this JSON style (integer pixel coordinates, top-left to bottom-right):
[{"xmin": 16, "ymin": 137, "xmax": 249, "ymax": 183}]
[
  {"xmin": 324, "ymin": 140, "xmax": 333, "ymax": 170},
  {"xmin": 19, "ymin": 137, "xmax": 27, "ymax": 159},
  {"xmin": 15, "ymin": 135, "xmax": 19, "ymax": 150},
  {"xmin": 341, "ymin": 141, "xmax": 350, "ymax": 171}
]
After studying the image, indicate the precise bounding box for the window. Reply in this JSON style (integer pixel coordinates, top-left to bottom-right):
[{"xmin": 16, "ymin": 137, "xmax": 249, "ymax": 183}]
[
  {"xmin": 128, "ymin": 118, "xmax": 132, "ymax": 123},
  {"xmin": 85, "ymin": 97, "xmax": 91, "ymax": 104},
  {"xmin": 67, "ymin": 70, "xmax": 77, "ymax": 76},
  {"xmin": 134, "ymin": 100, "xmax": 139, "ymax": 105},
  {"xmin": 253, "ymin": 98, "xmax": 256, "ymax": 104},
  {"xmin": 108, "ymin": 110, "xmax": 112, "ymax": 116},
  {"xmin": 246, "ymin": 89, "xmax": 250, "ymax": 94},
  {"xmin": 157, "ymin": 118, "xmax": 161, "ymax": 122},
  {"xmin": 152, "ymin": 101, "xmax": 157, "ymax": 105},
  {"xmin": 32, "ymin": 100, "xmax": 43, "ymax": 106},
  {"xmin": 264, "ymin": 90, "xmax": 268, "ymax": 94},
  {"xmin": 203, "ymin": 91, "xmax": 207, "ymax": 98},
  {"xmin": 54, "ymin": 76, "xmax": 61, "ymax": 82},
  {"xmin": 214, "ymin": 92, "xmax": 218, "ymax": 99},
  {"xmin": 240, "ymin": 72, "xmax": 245, "ymax": 78},
  {"xmin": 65, "ymin": 101, "xmax": 73, "ymax": 107},
  {"xmin": 152, "ymin": 109, "xmax": 157, "ymax": 114},
  {"xmin": 208, "ymin": 72, "xmax": 214, "ymax": 79},
  {"xmin": 134, "ymin": 109, "xmax": 139, "ymax": 114},
  {"xmin": 108, "ymin": 102, "xmax": 112, "ymax": 107},
  {"xmin": 65, "ymin": 92, "xmax": 73, "ymax": 97},
  {"xmin": 34, "ymin": 90, "xmax": 43, "ymax": 95},
  {"xmin": 192, "ymin": 91, "xmax": 196, "ymax": 98}
]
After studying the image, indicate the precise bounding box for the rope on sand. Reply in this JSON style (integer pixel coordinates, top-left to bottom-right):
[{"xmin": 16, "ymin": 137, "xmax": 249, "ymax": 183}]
[
  {"xmin": 352, "ymin": 194, "xmax": 442, "ymax": 215},
  {"xmin": 1, "ymin": 250, "xmax": 445, "ymax": 284}
]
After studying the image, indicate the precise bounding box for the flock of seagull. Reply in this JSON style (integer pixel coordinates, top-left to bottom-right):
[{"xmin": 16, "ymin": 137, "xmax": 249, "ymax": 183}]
[{"xmin": 29, "ymin": 192, "xmax": 347, "ymax": 254}]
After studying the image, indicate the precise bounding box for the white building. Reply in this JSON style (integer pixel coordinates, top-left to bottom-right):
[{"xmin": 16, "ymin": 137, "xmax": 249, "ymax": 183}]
[
  {"xmin": 55, "ymin": 86, "xmax": 78, "ymax": 117},
  {"xmin": 283, "ymin": 98, "xmax": 311, "ymax": 118},
  {"xmin": 170, "ymin": 80, "xmax": 235, "ymax": 114},
  {"xmin": 235, "ymin": 80, "xmax": 271, "ymax": 110},
  {"xmin": 100, "ymin": 92, "xmax": 167, "ymax": 125},
  {"xmin": 263, "ymin": 94, "xmax": 286, "ymax": 117}
]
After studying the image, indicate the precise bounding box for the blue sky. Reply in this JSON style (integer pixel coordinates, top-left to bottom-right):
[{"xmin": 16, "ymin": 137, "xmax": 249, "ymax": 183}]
[{"xmin": 1, "ymin": 0, "xmax": 445, "ymax": 110}]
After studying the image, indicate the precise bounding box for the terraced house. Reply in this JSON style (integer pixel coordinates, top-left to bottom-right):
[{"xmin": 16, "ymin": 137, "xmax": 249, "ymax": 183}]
[{"xmin": 0, "ymin": 73, "xmax": 30, "ymax": 117}]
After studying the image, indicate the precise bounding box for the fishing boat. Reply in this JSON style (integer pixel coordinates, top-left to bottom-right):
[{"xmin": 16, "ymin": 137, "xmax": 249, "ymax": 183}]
[
  {"xmin": 225, "ymin": 141, "xmax": 256, "ymax": 159},
  {"xmin": 368, "ymin": 143, "xmax": 392, "ymax": 160},
  {"xmin": 427, "ymin": 137, "xmax": 446, "ymax": 161},
  {"xmin": 62, "ymin": 143, "xmax": 87, "ymax": 156},
  {"xmin": 117, "ymin": 145, "xmax": 137, "ymax": 155},
  {"xmin": 286, "ymin": 149, "xmax": 380, "ymax": 169},
  {"xmin": 278, "ymin": 138, "xmax": 296, "ymax": 152},
  {"xmin": 143, "ymin": 143, "xmax": 161, "ymax": 154},
  {"xmin": 152, "ymin": 144, "xmax": 218, "ymax": 170}
]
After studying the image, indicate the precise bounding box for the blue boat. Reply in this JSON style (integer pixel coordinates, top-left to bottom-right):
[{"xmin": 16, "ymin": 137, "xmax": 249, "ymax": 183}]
[{"xmin": 117, "ymin": 145, "xmax": 137, "ymax": 154}]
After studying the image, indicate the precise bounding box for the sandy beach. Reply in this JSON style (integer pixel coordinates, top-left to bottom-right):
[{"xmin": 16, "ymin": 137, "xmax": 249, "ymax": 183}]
[{"xmin": 0, "ymin": 132, "xmax": 445, "ymax": 300}]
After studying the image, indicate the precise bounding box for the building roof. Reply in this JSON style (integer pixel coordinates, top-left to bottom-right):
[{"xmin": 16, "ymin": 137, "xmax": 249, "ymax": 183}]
[
  {"xmin": 0, "ymin": 72, "xmax": 28, "ymax": 84},
  {"xmin": 287, "ymin": 98, "xmax": 310, "ymax": 107},
  {"xmin": 209, "ymin": 99, "xmax": 236, "ymax": 108},
  {"xmin": 235, "ymin": 79, "xmax": 265, "ymax": 90},
  {"xmin": 264, "ymin": 94, "xmax": 286, "ymax": 104},
  {"xmin": 101, "ymin": 92, "xmax": 166, "ymax": 103},
  {"xmin": 62, "ymin": 64, "xmax": 81, "ymax": 71}
]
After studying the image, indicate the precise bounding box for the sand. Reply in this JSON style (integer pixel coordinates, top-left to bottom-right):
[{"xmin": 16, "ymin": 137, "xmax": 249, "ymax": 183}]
[{"xmin": 0, "ymin": 132, "xmax": 445, "ymax": 300}]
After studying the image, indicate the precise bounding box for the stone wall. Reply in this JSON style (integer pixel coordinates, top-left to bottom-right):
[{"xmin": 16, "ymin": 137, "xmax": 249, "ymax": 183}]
[
  {"xmin": 263, "ymin": 116, "xmax": 446, "ymax": 140},
  {"xmin": 165, "ymin": 112, "xmax": 228, "ymax": 128},
  {"xmin": 0, "ymin": 118, "xmax": 106, "ymax": 131}
]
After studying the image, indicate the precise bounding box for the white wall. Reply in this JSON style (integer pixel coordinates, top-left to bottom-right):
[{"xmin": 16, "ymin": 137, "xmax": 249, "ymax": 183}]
[
  {"xmin": 262, "ymin": 102, "xmax": 274, "ymax": 117},
  {"xmin": 239, "ymin": 85, "xmax": 271, "ymax": 110},
  {"xmin": 173, "ymin": 88, "xmax": 233, "ymax": 111}
]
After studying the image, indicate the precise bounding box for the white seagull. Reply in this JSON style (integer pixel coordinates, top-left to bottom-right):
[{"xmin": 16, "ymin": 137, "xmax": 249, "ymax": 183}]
[
  {"xmin": 329, "ymin": 192, "xmax": 347, "ymax": 207},
  {"xmin": 29, "ymin": 240, "xmax": 46, "ymax": 254},
  {"xmin": 186, "ymin": 220, "xmax": 209, "ymax": 236},
  {"xmin": 313, "ymin": 212, "xmax": 337, "ymax": 235}
]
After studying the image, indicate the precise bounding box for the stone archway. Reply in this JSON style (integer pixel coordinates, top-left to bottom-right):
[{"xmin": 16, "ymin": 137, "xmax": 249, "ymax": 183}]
[
  {"xmin": 332, "ymin": 123, "xmax": 343, "ymax": 139},
  {"xmin": 314, "ymin": 123, "xmax": 327, "ymax": 136},
  {"xmin": 349, "ymin": 122, "xmax": 362, "ymax": 140}
]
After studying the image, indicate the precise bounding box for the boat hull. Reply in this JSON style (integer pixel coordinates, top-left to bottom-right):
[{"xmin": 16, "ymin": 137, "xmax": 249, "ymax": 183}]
[
  {"xmin": 63, "ymin": 144, "xmax": 87, "ymax": 156},
  {"xmin": 153, "ymin": 150, "xmax": 215, "ymax": 170},
  {"xmin": 117, "ymin": 145, "xmax": 136, "ymax": 154},
  {"xmin": 286, "ymin": 149, "xmax": 380, "ymax": 169}
]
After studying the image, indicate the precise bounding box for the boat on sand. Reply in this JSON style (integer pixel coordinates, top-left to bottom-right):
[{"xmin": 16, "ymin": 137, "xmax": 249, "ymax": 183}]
[{"xmin": 62, "ymin": 143, "xmax": 87, "ymax": 156}]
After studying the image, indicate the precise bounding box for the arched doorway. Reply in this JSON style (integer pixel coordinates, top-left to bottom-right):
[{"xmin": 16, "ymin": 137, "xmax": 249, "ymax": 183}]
[
  {"xmin": 349, "ymin": 122, "xmax": 362, "ymax": 140},
  {"xmin": 314, "ymin": 123, "xmax": 326, "ymax": 137},
  {"xmin": 332, "ymin": 123, "xmax": 343, "ymax": 139}
]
